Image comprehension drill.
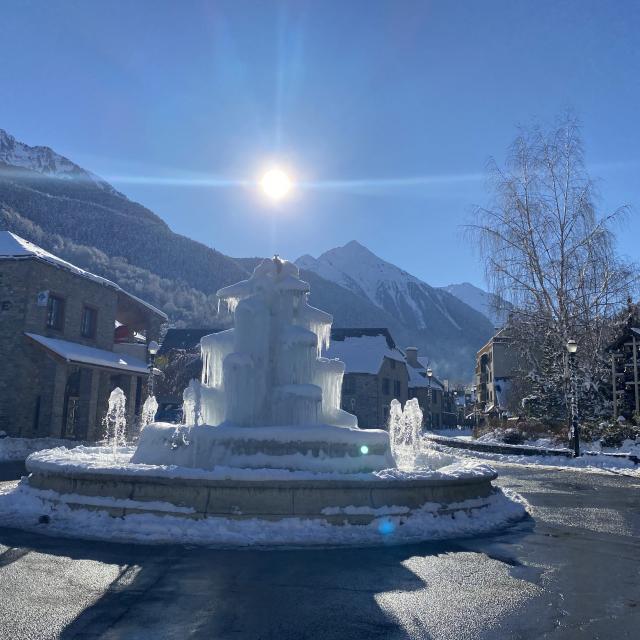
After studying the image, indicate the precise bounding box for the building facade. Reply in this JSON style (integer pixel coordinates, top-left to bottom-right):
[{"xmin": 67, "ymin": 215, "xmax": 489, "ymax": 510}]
[
  {"xmin": 475, "ymin": 326, "xmax": 519, "ymax": 417},
  {"xmin": 0, "ymin": 232, "xmax": 166, "ymax": 440},
  {"xmin": 326, "ymin": 328, "xmax": 409, "ymax": 429},
  {"xmin": 404, "ymin": 346, "xmax": 448, "ymax": 428}
]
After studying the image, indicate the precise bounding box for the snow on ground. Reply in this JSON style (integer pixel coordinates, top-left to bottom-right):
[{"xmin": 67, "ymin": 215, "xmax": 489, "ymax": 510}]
[
  {"xmin": 428, "ymin": 428, "xmax": 474, "ymax": 439},
  {"xmin": 25, "ymin": 445, "xmax": 496, "ymax": 483},
  {"xmin": 424, "ymin": 439, "xmax": 640, "ymax": 476},
  {"xmin": 0, "ymin": 478, "xmax": 528, "ymax": 547},
  {"xmin": 458, "ymin": 429, "xmax": 640, "ymax": 456},
  {"xmin": 0, "ymin": 436, "xmax": 79, "ymax": 462}
]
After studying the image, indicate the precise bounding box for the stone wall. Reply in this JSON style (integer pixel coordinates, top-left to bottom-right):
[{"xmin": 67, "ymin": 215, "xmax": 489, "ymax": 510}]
[
  {"xmin": 341, "ymin": 357, "xmax": 409, "ymax": 429},
  {"xmin": 0, "ymin": 259, "xmax": 146, "ymax": 439}
]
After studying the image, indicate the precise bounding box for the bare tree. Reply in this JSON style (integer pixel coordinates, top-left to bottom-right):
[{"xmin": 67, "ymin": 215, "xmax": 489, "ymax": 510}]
[{"xmin": 468, "ymin": 113, "xmax": 637, "ymax": 420}]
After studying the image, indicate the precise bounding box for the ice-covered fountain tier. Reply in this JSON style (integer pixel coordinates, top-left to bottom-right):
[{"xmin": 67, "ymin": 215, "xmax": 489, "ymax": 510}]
[{"xmin": 132, "ymin": 257, "xmax": 394, "ymax": 473}]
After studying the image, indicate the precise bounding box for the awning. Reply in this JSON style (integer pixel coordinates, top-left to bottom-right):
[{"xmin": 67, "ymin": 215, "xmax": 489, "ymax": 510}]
[{"xmin": 25, "ymin": 333, "xmax": 149, "ymax": 374}]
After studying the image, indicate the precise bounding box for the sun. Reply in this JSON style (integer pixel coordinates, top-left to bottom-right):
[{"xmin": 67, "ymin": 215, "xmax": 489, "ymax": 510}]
[{"xmin": 260, "ymin": 168, "xmax": 292, "ymax": 201}]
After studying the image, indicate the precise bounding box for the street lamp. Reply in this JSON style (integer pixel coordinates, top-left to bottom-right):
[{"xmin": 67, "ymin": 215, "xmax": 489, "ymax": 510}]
[
  {"xmin": 147, "ymin": 340, "xmax": 159, "ymax": 397},
  {"xmin": 566, "ymin": 339, "xmax": 580, "ymax": 457},
  {"xmin": 426, "ymin": 367, "xmax": 433, "ymax": 429}
]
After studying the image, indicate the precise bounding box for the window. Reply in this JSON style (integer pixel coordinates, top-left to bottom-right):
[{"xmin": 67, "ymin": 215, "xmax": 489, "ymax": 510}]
[
  {"xmin": 46, "ymin": 295, "xmax": 65, "ymax": 330},
  {"xmin": 382, "ymin": 377, "xmax": 390, "ymax": 395},
  {"xmin": 81, "ymin": 306, "xmax": 97, "ymax": 338},
  {"xmin": 393, "ymin": 380, "xmax": 401, "ymax": 397},
  {"xmin": 343, "ymin": 375, "xmax": 356, "ymax": 395}
]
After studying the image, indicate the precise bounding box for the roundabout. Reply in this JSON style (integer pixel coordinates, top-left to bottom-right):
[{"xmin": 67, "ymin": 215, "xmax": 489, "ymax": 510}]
[{"xmin": 0, "ymin": 257, "xmax": 527, "ymax": 546}]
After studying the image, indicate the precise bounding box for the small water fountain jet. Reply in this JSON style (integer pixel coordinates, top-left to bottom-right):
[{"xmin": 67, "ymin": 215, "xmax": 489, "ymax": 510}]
[
  {"xmin": 140, "ymin": 395, "xmax": 158, "ymax": 431},
  {"xmin": 102, "ymin": 387, "xmax": 127, "ymax": 458},
  {"xmin": 389, "ymin": 398, "xmax": 423, "ymax": 470}
]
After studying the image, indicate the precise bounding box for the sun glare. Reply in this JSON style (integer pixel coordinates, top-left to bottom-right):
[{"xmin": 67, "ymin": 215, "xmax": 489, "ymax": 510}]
[{"xmin": 260, "ymin": 168, "xmax": 292, "ymax": 200}]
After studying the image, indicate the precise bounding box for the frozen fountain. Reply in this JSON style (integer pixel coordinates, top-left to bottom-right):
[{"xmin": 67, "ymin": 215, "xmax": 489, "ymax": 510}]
[
  {"xmin": 132, "ymin": 256, "xmax": 393, "ymax": 473},
  {"xmin": 6, "ymin": 257, "xmax": 525, "ymax": 546}
]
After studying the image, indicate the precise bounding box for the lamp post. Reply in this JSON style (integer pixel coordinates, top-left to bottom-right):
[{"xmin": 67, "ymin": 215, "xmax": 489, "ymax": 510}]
[
  {"xmin": 426, "ymin": 367, "xmax": 433, "ymax": 429},
  {"xmin": 147, "ymin": 340, "xmax": 159, "ymax": 398},
  {"xmin": 566, "ymin": 339, "xmax": 580, "ymax": 457}
]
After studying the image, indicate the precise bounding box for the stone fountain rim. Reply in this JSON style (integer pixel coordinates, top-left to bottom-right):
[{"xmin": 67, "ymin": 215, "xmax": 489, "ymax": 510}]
[{"xmin": 25, "ymin": 447, "xmax": 498, "ymax": 488}]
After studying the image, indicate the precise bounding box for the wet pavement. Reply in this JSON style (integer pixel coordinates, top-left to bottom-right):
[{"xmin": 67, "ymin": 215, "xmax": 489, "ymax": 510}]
[{"xmin": 0, "ymin": 462, "xmax": 638, "ymax": 639}]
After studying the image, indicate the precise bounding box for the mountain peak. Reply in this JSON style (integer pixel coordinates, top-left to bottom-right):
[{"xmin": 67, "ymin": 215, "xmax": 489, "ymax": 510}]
[{"xmin": 0, "ymin": 128, "xmax": 116, "ymax": 195}]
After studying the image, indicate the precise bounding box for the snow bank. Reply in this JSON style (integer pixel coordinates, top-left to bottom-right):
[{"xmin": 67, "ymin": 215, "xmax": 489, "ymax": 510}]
[
  {"xmin": 0, "ymin": 479, "xmax": 528, "ymax": 547},
  {"xmin": 426, "ymin": 439, "xmax": 640, "ymax": 476}
]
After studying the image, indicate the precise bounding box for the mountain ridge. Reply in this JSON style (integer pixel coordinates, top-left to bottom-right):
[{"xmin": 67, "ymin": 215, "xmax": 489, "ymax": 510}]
[{"xmin": 0, "ymin": 128, "xmax": 490, "ymax": 379}]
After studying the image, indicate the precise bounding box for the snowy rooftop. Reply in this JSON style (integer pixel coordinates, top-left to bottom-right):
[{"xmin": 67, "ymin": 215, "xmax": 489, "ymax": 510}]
[
  {"xmin": 25, "ymin": 333, "xmax": 149, "ymax": 374},
  {"xmin": 0, "ymin": 231, "xmax": 167, "ymax": 320},
  {"xmin": 325, "ymin": 330, "xmax": 405, "ymax": 374},
  {"xmin": 406, "ymin": 364, "xmax": 444, "ymax": 391}
]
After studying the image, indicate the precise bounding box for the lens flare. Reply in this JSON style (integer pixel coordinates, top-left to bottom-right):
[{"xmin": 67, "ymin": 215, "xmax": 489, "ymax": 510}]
[
  {"xmin": 360, "ymin": 445, "xmax": 369, "ymax": 455},
  {"xmin": 378, "ymin": 519, "xmax": 396, "ymax": 535}
]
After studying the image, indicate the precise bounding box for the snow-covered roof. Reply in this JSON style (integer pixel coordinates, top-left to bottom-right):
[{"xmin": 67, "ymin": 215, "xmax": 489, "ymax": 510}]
[
  {"xmin": 324, "ymin": 331, "xmax": 405, "ymax": 374},
  {"xmin": 406, "ymin": 365, "xmax": 444, "ymax": 391},
  {"xmin": 0, "ymin": 231, "xmax": 167, "ymax": 320},
  {"xmin": 25, "ymin": 333, "xmax": 149, "ymax": 374}
]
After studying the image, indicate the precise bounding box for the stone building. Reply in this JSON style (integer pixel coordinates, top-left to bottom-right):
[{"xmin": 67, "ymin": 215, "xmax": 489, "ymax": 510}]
[
  {"xmin": 0, "ymin": 232, "xmax": 166, "ymax": 440},
  {"xmin": 475, "ymin": 326, "xmax": 520, "ymax": 417},
  {"xmin": 325, "ymin": 328, "xmax": 409, "ymax": 429}
]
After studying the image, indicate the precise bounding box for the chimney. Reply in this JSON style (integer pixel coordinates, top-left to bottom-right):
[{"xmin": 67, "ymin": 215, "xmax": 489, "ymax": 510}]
[{"xmin": 405, "ymin": 347, "xmax": 419, "ymax": 367}]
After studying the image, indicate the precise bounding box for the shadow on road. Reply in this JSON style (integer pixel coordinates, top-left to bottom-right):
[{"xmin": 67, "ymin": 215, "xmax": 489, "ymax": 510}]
[{"xmin": 0, "ymin": 516, "xmax": 535, "ymax": 640}]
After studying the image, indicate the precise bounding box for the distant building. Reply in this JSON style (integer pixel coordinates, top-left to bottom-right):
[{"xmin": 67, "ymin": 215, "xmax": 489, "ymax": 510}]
[
  {"xmin": 607, "ymin": 302, "xmax": 640, "ymax": 419},
  {"xmin": 475, "ymin": 326, "xmax": 520, "ymax": 417},
  {"xmin": 404, "ymin": 347, "xmax": 447, "ymax": 428},
  {"xmin": 155, "ymin": 328, "xmax": 221, "ymax": 407},
  {"xmin": 326, "ymin": 328, "xmax": 409, "ymax": 428},
  {"xmin": 0, "ymin": 231, "xmax": 166, "ymax": 440}
]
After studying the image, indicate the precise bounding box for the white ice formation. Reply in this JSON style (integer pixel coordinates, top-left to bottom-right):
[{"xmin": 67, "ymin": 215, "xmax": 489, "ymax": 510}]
[
  {"xmin": 133, "ymin": 257, "xmax": 393, "ymax": 473},
  {"xmin": 198, "ymin": 256, "xmax": 357, "ymax": 430}
]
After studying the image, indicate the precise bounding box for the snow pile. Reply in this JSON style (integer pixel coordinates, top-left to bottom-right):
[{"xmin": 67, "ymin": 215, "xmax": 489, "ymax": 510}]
[
  {"xmin": 0, "ymin": 436, "xmax": 79, "ymax": 462},
  {"xmin": 0, "ymin": 479, "xmax": 527, "ymax": 547}
]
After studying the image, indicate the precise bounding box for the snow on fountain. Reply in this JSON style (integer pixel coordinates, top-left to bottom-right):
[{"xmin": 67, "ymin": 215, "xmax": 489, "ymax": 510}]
[{"xmin": 133, "ymin": 257, "xmax": 393, "ymax": 472}]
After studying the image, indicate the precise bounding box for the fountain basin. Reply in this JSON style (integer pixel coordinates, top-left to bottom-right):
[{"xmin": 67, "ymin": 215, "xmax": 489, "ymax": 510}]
[
  {"xmin": 23, "ymin": 446, "xmax": 500, "ymax": 526},
  {"xmin": 132, "ymin": 423, "xmax": 395, "ymax": 474}
]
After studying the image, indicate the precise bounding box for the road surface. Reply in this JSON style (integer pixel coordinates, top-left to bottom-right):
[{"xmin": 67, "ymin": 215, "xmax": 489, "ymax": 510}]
[{"xmin": 0, "ymin": 462, "xmax": 638, "ymax": 639}]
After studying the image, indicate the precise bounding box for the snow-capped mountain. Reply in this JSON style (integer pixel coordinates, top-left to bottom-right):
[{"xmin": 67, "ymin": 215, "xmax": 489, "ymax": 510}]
[
  {"xmin": 442, "ymin": 282, "xmax": 510, "ymax": 326},
  {"xmin": 0, "ymin": 129, "xmax": 115, "ymax": 194},
  {"xmin": 296, "ymin": 241, "xmax": 480, "ymax": 331},
  {"xmin": 296, "ymin": 242, "xmax": 494, "ymax": 379}
]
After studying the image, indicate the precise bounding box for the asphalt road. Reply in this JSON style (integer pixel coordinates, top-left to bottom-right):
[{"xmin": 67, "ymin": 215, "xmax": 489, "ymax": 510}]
[{"xmin": 0, "ymin": 462, "xmax": 638, "ymax": 639}]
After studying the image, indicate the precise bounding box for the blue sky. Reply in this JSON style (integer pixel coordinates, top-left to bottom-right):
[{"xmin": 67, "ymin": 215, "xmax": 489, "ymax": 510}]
[{"xmin": 1, "ymin": 0, "xmax": 638, "ymax": 287}]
